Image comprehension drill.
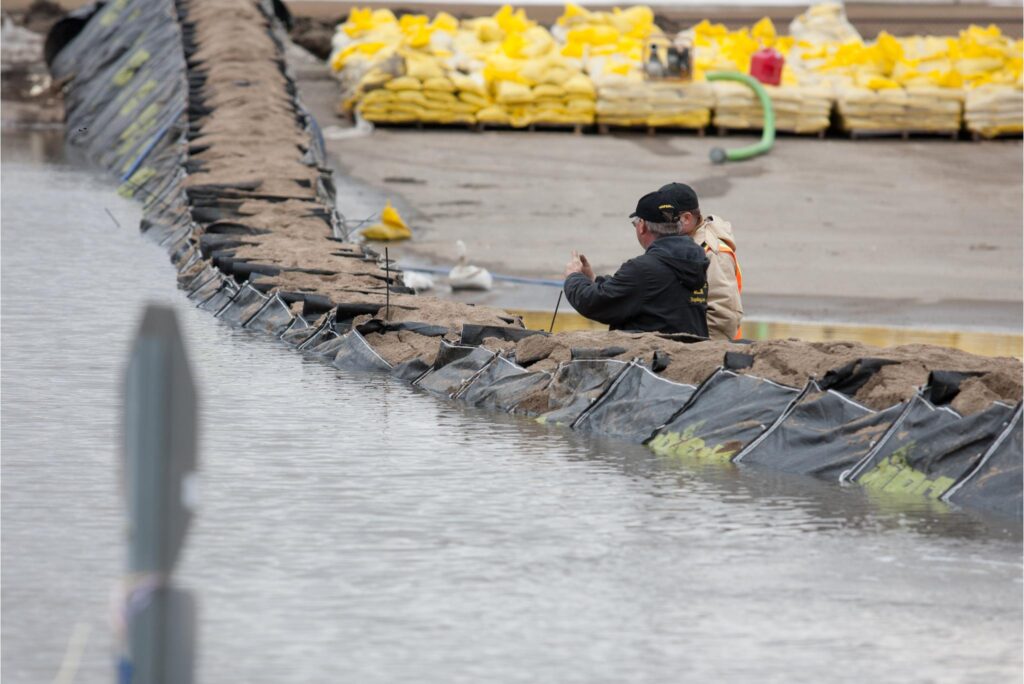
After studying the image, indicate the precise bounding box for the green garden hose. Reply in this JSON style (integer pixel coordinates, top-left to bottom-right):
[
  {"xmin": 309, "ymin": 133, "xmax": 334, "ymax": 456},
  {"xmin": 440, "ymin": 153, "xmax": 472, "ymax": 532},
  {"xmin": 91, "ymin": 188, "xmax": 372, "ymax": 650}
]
[{"xmin": 706, "ymin": 71, "xmax": 775, "ymax": 163}]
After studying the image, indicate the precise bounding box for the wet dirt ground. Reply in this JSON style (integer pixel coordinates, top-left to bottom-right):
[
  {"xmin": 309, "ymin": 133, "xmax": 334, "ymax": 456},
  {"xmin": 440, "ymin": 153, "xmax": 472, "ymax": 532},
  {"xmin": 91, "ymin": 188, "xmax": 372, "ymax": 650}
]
[{"xmin": 287, "ymin": 44, "xmax": 1023, "ymax": 333}]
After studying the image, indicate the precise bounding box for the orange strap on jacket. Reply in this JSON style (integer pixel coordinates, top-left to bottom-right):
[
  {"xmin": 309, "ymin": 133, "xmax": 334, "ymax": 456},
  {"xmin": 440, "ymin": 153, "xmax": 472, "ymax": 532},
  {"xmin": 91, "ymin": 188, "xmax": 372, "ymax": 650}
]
[
  {"xmin": 705, "ymin": 242, "xmax": 744, "ymax": 339},
  {"xmin": 716, "ymin": 243, "xmax": 743, "ymax": 293}
]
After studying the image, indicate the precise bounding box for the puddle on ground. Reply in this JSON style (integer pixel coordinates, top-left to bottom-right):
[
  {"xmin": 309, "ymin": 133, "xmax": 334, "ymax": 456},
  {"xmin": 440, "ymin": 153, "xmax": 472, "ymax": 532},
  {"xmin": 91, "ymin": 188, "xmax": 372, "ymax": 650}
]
[{"xmin": 513, "ymin": 310, "xmax": 1023, "ymax": 358}]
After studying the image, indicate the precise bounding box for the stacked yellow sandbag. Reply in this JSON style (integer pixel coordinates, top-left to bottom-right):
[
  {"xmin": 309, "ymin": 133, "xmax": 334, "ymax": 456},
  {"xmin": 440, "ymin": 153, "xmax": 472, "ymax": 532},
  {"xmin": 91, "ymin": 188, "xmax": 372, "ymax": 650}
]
[
  {"xmin": 329, "ymin": 9, "xmax": 494, "ymax": 124},
  {"xmin": 474, "ymin": 8, "xmax": 596, "ymax": 127},
  {"xmin": 812, "ymin": 26, "xmax": 1021, "ymax": 134},
  {"xmin": 329, "ymin": 8, "xmax": 406, "ymax": 111},
  {"xmin": 712, "ymin": 81, "xmax": 832, "ymax": 133},
  {"xmin": 822, "ymin": 33, "xmax": 961, "ymax": 132},
  {"xmin": 956, "ymin": 26, "xmax": 1023, "ymax": 137},
  {"xmin": 553, "ymin": 4, "xmax": 711, "ymax": 129},
  {"xmin": 330, "ymin": 6, "xmax": 596, "ymax": 128},
  {"xmin": 595, "ymin": 80, "xmax": 713, "ymax": 128},
  {"xmin": 683, "ymin": 18, "xmax": 832, "ymax": 134},
  {"xmin": 965, "ymin": 85, "xmax": 1023, "ymax": 137}
]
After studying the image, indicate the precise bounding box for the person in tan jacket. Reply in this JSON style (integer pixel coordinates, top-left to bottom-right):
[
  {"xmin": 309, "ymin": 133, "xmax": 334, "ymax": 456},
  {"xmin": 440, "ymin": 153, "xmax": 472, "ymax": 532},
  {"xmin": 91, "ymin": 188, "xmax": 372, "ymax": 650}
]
[{"xmin": 660, "ymin": 183, "xmax": 744, "ymax": 340}]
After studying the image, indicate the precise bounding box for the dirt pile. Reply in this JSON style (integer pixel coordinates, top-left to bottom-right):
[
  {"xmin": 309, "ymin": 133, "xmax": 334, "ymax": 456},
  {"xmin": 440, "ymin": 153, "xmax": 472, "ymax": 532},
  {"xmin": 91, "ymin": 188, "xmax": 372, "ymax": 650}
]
[
  {"xmin": 473, "ymin": 331, "xmax": 1021, "ymax": 413},
  {"xmin": 363, "ymin": 331, "xmax": 441, "ymax": 366}
]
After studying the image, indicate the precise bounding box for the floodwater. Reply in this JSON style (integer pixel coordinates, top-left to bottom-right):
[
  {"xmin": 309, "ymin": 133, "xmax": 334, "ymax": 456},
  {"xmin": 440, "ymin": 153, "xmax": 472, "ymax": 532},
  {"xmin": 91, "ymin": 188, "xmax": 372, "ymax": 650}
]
[{"xmin": 2, "ymin": 131, "xmax": 1022, "ymax": 684}]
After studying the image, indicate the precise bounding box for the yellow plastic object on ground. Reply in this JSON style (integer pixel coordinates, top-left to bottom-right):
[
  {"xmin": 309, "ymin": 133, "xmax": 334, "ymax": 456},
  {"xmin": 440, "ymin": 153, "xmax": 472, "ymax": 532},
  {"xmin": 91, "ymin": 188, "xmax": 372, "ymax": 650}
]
[{"xmin": 362, "ymin": 201, "xmax": 412, "ymax": 241}]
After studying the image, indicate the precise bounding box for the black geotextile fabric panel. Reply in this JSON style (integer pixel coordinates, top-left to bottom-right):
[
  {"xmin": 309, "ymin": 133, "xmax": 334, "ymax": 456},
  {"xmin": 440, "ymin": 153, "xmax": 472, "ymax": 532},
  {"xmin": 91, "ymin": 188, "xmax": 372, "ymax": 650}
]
[
  {"xmin": 647, "ymin": 369, "xmax": 802, "ymax": 462},
  {"xmin": 331, "ymin": 331, "xmax": 393, "ymax": 372},
  {"xmin": 198, "ymin": 282, "xmax": 238, "ymax": 312},
  {"xmin": 944, "ymin": 406, "xmax": 1023, "ymax": 519},
  {"xmin": 216, "ymin": 283, "xmax": 268, "ymax": 326},
  {"xmin": 845, "ymin": 395, "xmax": 1016, "ymax": 499},
  {"xmin": 734, "ymin": 384, "xmax": 905, "ymax": 481},
  {"xmin": 53, "ymin": 0, "xmax": 188, "ymax": 178},
  {"xmin": 356, "ymin": 319, "xmax": 448, "ymax": 338},
  {"xmin": 245, "ymin": 294, "xmax": 294, "ymax": 336},
  {"xmin": 572, "ymin": 362, "xmax": 696, "ymax": 443},
  {"xmin": 279, "ymin": 316, "xmax": 313, "ymax": 346},
  {"xmin": 414, "ymin": 341, "xmax": 496, "ymax": 397},
  {"xmin": 536, "ymin": 360, "xmax": 630, "ymax": 426},
  {"xmin": 819, "ymin": 358, "xmax": 900, "ymax": 397},
  {"xmin": 307, "ymin": 333, "xmax": 348, "ymax": 360},
  {"xmin": 455, "ymin": 356, "xmax": 552, "ymax": 411},
  {"xmin": 922, "ymin": 370, "xmax": 986, "ymax": 407},
  {"xmin": 391, "ymin": 358, "xmax": 432, "ymax": 383},
  {"xmin": 180, "ymin": 264, "xmax": 216, "ymax": 291},
  {"xmin": 294, "ymin": 313, "xmax": 338, "ymax": 351},
  {"xmin": 187, "ymin": 273, "xmax": 223, "ymax": 302}
]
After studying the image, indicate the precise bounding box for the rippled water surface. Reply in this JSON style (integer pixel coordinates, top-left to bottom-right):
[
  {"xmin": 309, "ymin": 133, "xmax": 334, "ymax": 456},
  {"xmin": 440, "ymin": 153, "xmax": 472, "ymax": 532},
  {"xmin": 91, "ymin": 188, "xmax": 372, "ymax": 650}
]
[{"xmin": 2, "ymin": 132, "xmax": 1022, "ymax": 684}]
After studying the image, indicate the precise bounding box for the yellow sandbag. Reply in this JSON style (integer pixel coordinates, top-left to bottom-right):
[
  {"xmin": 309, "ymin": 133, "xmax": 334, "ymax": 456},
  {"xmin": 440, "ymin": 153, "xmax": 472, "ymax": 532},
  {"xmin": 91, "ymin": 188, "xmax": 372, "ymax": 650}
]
[
  {"xmin": 539, "ymin": 66, "xmax": 572, "ymax": 85},
  {"xmin": 476, "ymin": 105, "xmax": 511, "ymax": 124},
  {"xmin": 423, "ymin": 76, "xmax": 456, "ymax": 92},
  {"xmin": 452, "ymin": 73, "xmax": 487, "ymax": 96},
  {"xmin": 363, "ymin": 201, "xmax": 412, "ymax": 241},
  {"xmin": 459, "ymin": 92, "xmax": 490, "ymax": 107},
  {"xmin": 385, "ymin": 76, "xmax": 422, "ymax": 91},
  {"xmin": 424, "ymin": 90, "xmax": 458, "ymax": 103},
  {"xmin": 405, "ymin": 55, "xmax": 444, "ymax": 80},
  {"xmin": 395, "ymin": 90, "xmax": 429, "ymax": 105},
  {"xmin": 361, "ymin": 89, "xmax": 395, "ymax": 104},
  {"xmin": 533, "ymin": 83, "xmax": 566, "ymax": 98},
  {"xmin": 566, "ymin": 98, "xmax": 596, "ymax": 113},
  {"xmin": 563, "ymin": 73, "xmax": 596, "ymax": 96},
  {"xmin": 495, "ymin": 80, "xmax": 535, "ymax": 104}
]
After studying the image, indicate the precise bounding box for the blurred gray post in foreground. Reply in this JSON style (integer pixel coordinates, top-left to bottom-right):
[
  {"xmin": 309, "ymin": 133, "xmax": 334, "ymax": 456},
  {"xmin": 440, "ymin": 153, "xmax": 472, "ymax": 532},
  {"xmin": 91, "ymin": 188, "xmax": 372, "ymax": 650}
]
[{"xmin": 122, "ymin": 304, "xmax": 198, "ymax": 684}]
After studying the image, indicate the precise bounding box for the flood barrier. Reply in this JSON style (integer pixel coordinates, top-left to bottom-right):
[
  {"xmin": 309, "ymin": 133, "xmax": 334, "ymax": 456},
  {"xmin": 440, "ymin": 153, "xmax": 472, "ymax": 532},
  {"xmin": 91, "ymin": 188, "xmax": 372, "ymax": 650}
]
[{"xmin": 50, "ymin": 0, "xmax": 1022, "ymax": 521}]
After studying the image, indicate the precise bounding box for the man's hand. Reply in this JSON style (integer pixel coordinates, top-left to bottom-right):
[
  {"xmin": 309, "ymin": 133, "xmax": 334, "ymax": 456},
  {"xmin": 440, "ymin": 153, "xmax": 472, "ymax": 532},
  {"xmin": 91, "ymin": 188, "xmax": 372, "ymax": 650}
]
[
  {"xmin": 565, "ymin": 250, "xmax": 595, "ymax": 280},
  {"xmin": 578, "ymin": 252, "xmax": 595, "ymax": 281}
]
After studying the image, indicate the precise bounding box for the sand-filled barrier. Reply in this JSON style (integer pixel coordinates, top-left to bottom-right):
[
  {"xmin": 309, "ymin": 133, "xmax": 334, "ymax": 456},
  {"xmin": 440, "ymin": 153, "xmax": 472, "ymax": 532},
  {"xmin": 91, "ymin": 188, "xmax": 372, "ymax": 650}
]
[{"xmin": 51, "ymin": 0, "xmax": 1022, "ymax": 519}]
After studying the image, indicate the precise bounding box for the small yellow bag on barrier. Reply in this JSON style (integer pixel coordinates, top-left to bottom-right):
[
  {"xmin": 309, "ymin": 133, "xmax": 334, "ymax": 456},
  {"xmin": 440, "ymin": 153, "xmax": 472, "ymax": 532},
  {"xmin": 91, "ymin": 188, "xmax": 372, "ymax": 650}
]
[{"xmin": 363, "ymin": 201, "xmax": 412, "ymax": 241}]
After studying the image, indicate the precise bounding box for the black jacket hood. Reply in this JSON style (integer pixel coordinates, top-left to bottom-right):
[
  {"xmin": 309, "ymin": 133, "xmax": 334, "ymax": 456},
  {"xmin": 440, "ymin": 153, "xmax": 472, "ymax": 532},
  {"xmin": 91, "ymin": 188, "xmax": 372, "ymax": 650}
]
[{"xmin": 646, "ymin": 235, "xmax": 708, "ymax": 290}]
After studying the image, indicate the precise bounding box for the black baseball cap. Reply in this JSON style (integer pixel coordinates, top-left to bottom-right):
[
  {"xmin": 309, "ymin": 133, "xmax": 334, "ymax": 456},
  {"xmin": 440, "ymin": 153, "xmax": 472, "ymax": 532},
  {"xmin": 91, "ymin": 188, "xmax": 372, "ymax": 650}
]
[
  {"xmin": 629, "ymin": 191, "xmax": 681, "ymax": 223},
  {"xmin": 659, "ymin": 182, "xmax": 700, "ymax": 213}
]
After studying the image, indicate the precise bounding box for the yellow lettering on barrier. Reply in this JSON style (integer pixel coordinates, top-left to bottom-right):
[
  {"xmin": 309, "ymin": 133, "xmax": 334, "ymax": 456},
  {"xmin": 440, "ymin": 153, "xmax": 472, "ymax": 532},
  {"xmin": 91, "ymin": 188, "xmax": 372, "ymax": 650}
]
[
  {"xmin": 857, "ymin": 443, "xmax": 955, "ymax": 499},
  {"xmin": 112, "ymin": 49, "xmax": 151, "ymax": 87},
  {"xmin": 120, "ymin": 80, "xmax": 158, "ymax": 117},
  {"xmin": 648, "ymin": 423, "xmax": 737, "ymax": 462}
]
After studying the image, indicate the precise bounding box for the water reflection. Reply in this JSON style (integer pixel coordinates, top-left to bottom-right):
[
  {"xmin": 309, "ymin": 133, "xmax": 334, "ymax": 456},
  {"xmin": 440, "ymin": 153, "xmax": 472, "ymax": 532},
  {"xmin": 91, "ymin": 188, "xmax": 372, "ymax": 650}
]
[{"xmin": 2, "ymin": 131, "xmax": 1021, "ymax": 684}]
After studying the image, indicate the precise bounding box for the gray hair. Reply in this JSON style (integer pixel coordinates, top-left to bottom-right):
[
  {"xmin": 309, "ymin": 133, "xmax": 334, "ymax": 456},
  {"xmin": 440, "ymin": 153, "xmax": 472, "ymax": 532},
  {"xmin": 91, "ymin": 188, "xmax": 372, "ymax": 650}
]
[{"xmin": 644, "ymin": 220, "xmax": 682, "ymax": 236}]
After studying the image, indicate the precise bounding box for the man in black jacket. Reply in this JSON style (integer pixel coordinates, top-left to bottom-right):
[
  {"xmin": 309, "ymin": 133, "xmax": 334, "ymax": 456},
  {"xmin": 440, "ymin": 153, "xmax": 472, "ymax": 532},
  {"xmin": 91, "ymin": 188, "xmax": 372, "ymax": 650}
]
[{"xmin": 563, "ymin": 190, "xmax": 709, "ymax": 337}]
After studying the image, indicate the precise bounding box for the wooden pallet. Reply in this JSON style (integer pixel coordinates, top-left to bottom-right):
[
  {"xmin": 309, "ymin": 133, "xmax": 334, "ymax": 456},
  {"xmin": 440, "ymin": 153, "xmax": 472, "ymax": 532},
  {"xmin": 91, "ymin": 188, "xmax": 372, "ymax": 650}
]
[
  {"xmin": 716, "ymin": 125, "xmax": 827, "ymax": 139},
  {"xmin": 476, "ymin": 121, "xmax": 588, "ymax": 134},
  {"xmin": 967, "ymin": 128, "xmax": 1024, "ymax": 142},
  {"xmin": 596, "ymin": 123, "xmax": 707, "ymax": 136},
  {"xmin": 845, "ymin": 128, "xmax": 960, "ymax": 141}
]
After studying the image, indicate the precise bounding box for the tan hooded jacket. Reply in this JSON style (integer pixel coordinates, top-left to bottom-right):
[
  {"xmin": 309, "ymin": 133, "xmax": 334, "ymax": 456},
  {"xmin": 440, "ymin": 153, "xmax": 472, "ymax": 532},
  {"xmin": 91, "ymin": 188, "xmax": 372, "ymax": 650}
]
[{"xmin": 692, "ymin": 214, "xmax": 743, "ymax": 340}]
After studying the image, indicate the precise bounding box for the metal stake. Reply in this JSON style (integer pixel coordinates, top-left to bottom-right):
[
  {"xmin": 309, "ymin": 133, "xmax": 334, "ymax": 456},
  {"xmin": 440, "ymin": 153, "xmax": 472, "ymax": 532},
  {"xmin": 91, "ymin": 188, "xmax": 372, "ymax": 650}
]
[{"xmin": 549, "ymin": 290, "xmax": 563, "ymax": 333}]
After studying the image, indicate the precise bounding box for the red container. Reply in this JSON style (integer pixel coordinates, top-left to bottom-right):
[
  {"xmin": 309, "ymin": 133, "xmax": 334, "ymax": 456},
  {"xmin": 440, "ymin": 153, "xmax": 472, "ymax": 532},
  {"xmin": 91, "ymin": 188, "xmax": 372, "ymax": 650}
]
[{"xmin": 749, "ymin": 48, "xmax": 784, "ymax": 86}]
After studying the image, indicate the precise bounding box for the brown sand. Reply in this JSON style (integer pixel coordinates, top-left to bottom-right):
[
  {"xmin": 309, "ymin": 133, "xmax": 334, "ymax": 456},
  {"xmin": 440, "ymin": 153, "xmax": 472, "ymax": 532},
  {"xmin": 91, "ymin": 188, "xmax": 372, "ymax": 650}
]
[
  {"xmin": 951, "ymin": 371, "xmax": 1023, "ymax": 415},
  {"xmin": 363, "ymin": 331, "xmax": 442, "ymax": 365},
  {"xmin": 853, "ymin": 362, "xmax": 930, "ymax": 410}
]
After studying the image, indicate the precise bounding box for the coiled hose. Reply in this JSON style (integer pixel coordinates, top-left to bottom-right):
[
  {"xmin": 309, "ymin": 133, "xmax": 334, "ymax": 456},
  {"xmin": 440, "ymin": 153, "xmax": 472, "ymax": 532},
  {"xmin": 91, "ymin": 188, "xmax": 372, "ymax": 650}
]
[{"xmin": 706, "ymin": 71, "xmax": 776, "ymax": 163}]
